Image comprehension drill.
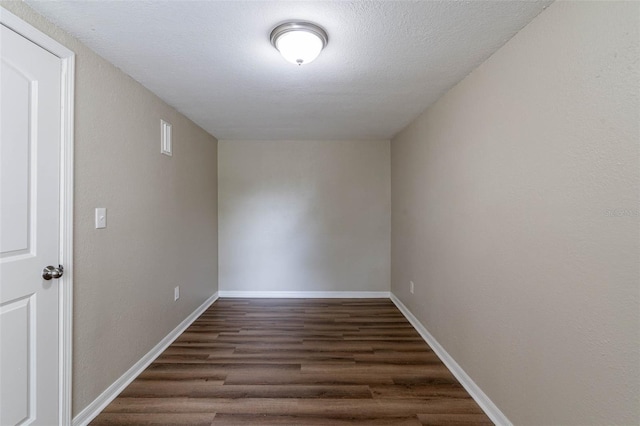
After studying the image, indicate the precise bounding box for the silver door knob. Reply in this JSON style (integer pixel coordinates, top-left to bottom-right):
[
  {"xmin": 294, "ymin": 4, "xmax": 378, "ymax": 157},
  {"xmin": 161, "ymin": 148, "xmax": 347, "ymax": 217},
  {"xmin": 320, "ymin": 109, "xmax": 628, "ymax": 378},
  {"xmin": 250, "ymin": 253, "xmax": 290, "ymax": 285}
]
[{"xmin": 42, "ymin": 265, "xmax": 64, "ymax": 280}]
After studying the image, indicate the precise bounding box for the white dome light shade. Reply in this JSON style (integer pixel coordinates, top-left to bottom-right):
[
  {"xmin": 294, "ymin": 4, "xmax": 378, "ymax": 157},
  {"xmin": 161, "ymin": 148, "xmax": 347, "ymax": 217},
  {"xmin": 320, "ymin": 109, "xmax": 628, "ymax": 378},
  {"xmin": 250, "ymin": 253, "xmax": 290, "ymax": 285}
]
[
  {"xmin": 270, "ymin": 22, "xmax": 328, "ymax": 66},
  {"xmin": 276, "ymin": 31, "xmax": 323, "ymax": 65}
]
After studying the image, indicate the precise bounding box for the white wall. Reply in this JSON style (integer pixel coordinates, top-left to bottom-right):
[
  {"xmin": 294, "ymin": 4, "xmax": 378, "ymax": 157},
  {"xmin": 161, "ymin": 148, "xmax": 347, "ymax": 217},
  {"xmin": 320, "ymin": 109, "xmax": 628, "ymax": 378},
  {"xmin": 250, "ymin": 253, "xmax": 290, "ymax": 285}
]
[
  {"xmin": 1, "ymin": 1, "xmax": 219, "ymax": 416},
  {"xmin": 219, "ymin": 140, "xmax": 390, "ymax": 295},
  {"xmin": 391, "ymin": 2, "xmax": 639, "ymax": 424}
]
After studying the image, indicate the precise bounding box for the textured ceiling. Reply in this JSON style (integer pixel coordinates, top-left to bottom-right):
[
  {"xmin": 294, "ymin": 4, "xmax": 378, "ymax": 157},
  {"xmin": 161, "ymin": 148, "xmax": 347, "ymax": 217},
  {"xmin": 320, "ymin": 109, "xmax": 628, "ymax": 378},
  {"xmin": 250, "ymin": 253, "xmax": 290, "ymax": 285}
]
[{"xmin": 26, "ymin": 0, "xmax": 552, "ymax": 141}]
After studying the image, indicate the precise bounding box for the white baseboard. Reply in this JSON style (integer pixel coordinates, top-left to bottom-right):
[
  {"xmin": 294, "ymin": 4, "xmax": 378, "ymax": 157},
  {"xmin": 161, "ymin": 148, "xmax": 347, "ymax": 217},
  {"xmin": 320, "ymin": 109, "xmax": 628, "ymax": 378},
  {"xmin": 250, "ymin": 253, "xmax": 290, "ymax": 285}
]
[
  {"xmin": 218, "ymin": 291, "xmax": 390, "ymax": 298},
  {"xmin": 72, "ymin": 291, "xmax": 219, "ymax": 426},
  {"xmin": 390, "ymin": 293, "xmax": 511, "ymax": 426}
]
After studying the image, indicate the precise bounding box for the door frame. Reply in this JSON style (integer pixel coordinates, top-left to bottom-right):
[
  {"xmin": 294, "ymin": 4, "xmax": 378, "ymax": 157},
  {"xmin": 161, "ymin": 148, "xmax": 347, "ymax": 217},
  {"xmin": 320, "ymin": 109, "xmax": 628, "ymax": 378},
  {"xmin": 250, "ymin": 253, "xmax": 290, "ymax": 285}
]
[{"xmin": 0, "ymin": 8, "xmax": 75, "ymax": 425}]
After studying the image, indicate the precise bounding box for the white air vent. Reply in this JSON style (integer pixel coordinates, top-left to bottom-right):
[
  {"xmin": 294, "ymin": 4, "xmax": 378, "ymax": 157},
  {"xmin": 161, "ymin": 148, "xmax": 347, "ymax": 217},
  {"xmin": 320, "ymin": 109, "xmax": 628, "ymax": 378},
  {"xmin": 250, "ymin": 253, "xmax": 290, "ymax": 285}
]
[{"xmin": 160, "ymin": 119, "xmax": 172, "ymax": 156}]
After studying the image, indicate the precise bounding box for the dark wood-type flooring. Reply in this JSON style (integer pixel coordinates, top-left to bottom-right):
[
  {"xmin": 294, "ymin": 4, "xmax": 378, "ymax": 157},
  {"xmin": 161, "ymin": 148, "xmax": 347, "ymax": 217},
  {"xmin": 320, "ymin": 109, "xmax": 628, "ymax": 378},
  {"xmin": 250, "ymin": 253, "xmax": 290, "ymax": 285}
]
[{"xmin": 91, "ymin": 298, "xmax": 492, "ymax": 425}]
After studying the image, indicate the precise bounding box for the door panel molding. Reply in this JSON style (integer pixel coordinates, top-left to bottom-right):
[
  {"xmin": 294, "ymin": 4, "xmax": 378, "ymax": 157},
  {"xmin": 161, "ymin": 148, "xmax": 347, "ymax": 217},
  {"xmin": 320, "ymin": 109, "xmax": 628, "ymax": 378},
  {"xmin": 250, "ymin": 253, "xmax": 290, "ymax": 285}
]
[{"xmin": 0, "ymin": 8, "xmax": 75, "ymax": 425}]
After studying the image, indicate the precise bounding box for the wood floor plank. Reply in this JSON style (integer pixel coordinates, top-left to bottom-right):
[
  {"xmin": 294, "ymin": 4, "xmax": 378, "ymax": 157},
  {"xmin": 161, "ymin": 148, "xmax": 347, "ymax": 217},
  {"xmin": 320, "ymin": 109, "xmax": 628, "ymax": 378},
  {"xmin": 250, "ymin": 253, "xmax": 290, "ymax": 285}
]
[
  {"xmin": 90, "ymin": 412, "xmax": 216, "ymax": 425},
  {"xmin": 102, "ymin": 397, "xmax": 484, "ymax": 415},
  {"xmin": 211, "ymin": 414, "xmax": 422, "ymax": 425},
  {"xmin": 189, "ymin": 384, "xmax": 373, "ymax": 399},
  {"xmin": 353, "ymin": 351, "xmax": 441, "ymax": 364},
  {"xmin": 91, "ymin": 298, "xmax": 492, "ymax": 425},
  {"xmin": 222, "ymin": 370, "xmax": 396, "ymax": 386},
  {"xmin": 370, "ymin": 384, "xmax": 472, "ymax": 400},
  {"xmin": 418, "ymin": 413, "xmax": 495, "ymax": 425}
]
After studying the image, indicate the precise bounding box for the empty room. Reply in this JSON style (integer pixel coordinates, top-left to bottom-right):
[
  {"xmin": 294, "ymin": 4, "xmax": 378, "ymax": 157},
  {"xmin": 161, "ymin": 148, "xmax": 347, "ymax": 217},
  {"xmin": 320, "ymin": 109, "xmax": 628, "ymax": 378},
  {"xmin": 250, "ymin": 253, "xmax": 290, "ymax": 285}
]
[{"xmin": 0, "ymin": 0, "xmax": 638, "ymax": 425}]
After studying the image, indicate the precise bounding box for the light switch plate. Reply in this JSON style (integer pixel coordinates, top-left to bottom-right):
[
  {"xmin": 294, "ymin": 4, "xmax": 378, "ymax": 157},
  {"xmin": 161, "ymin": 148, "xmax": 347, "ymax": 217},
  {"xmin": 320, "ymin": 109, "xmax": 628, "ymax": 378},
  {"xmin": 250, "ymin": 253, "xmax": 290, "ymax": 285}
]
[{"xmin": 95, "ymin": 208, "xmax": 107, "ymax": 229}]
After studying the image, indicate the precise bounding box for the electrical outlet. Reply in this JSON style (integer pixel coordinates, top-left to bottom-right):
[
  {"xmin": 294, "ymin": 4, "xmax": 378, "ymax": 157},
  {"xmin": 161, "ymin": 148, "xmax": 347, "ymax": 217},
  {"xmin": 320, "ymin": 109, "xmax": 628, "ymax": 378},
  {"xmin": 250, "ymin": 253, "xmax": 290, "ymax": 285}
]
[
  {"xmin": 174, "ymin": 286, "xmax": 180, "ymax": 301},
  {"xmin": 410, "ymin": 281, "xmax": 415, "ymax": 294}
]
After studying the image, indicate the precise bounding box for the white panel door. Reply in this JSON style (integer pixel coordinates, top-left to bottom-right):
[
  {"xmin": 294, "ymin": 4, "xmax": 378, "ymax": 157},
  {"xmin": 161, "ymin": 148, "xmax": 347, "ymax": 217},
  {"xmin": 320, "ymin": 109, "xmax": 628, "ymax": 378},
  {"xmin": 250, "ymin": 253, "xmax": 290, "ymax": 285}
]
[{"xmin": 0, "ymin": 24, "xmax": 62, "ymax": 425}]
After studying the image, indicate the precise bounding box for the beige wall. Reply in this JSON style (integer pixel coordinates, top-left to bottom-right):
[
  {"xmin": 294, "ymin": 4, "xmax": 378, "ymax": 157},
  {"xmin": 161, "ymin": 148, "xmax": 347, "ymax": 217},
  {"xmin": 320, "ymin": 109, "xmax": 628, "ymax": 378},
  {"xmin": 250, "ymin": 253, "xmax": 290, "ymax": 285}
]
[
  {"xmin": 219, "ymin": 140, "xmax": 390, "ymax": 294},
  {"xmin": 1, "ymin": 1, "xmax": 219, "ymax": 416},
  {"xmin": 391, "ymin": 2, "xmax": 639, "ymax": 424}
]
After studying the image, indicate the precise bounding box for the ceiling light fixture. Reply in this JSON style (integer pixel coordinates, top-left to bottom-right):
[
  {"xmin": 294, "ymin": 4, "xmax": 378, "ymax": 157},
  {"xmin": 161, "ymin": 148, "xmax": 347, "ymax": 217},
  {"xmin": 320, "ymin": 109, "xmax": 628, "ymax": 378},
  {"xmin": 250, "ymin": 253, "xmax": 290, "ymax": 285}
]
[{"xmin": 270, "ymin": 21, "xmax": 328, "ymax": 66}]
